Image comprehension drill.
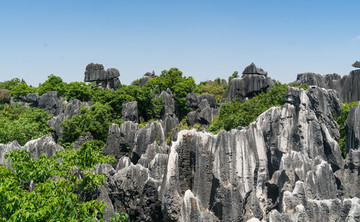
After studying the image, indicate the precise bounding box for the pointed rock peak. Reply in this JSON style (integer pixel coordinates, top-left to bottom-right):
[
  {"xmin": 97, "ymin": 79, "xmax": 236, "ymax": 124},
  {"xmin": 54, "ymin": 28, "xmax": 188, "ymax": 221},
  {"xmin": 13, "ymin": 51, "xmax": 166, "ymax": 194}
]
[
  {"xmin": 242, "ymin": 62, "xmax": 268, "ymax": 76},
  {"xmin": 352, "ymin": 61, "xmax": 360, "ymax": 68}
]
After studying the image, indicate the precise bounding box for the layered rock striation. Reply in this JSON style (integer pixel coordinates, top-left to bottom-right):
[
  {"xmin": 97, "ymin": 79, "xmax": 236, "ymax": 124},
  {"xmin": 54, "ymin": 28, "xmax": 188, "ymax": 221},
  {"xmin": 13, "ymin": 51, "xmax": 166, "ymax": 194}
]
[
  {"xmin": 295, "ymin": 64, "xmax": 360, "ymax": 103},
  {"xmin": 84, "ymin": 63, "xmax": 121, "ymax": 90},
  {"xmin": 95, "ymin": 86, "xmax": 360, "ymax": 221},
  {"xmin": 228, "ymin": 63, "xmax": 275, "ymax": 102}
]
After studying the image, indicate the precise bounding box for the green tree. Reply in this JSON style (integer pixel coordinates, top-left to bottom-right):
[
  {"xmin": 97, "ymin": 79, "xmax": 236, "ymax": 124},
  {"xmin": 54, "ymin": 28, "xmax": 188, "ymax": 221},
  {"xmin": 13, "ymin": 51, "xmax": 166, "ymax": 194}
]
[
  {"xmin": 208, "ymin": 83, "xmax": 308, "ymax": 134},
  {"xmin": 195, "ymin": 79, "xmax": 227, "ymax": 102},
  {"xmin": 0, "ymin": 141, "xmax": 119, "ymax": 221},
  {"xmin": 38, "ymin": 74, "xmax": 67, "ymax": 96},
  {"xmin": 61, "ymin": 102, "xmax": 113, "ymax": 143},
  {"xmin": 228, "ymin": 71, "xmax": 239, "ymax": 83},
  {"xmin": 144, "ymin": 68, "xmax": 196, "ymax": 119},
  {"xmin": 0, "ymin": 78, "xmax": 21, "ymax": 90},
  {"xmin": 65, "ymin": 82, "xmax": 92, "ymax": 102},
  {"xmin": 0, "ymin": 105, "xmax": 52, "ymax": 145},
  {"xmin": 10, "ymin": 82, "xmax": 37, "ymax": 99}
]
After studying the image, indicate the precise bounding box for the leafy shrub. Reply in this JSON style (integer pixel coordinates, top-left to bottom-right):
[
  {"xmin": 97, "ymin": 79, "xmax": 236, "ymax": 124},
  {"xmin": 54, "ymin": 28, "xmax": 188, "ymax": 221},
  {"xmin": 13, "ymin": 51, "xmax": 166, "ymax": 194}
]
[
  {"xmin": 38, "ymin": 74, "xmax": 67, "ymax": 96},
  {"xmin": 208, "ymin": 83, "xmax": 308, "ymax": 134},
  {"xmin": 0, "ymin": 140, "xmax": 116, "ymax": 221},
  {"xmin": 195, "ymin": 79, "xmax": 227, "ymax": 102},
  {"xmin": 0, "ymin": 89, "xmax": 10, "ymax": 104},
  {"xmin": 333, "ymin": 101, "xmax": 359, "ymax": 158},
  {"xmin": 65, "ymin": 82, "xmax": 92, "ymax": 102},
  {"xmin": 144, "ymin": 68, "xmax": 196, "ymax": 119},
  {"xmin": 0, "ymin": 105, "xmax": 52, "ymax": 145},
  {"xmin": 0, "ymin": 78, "xmax": 21, "ymax": 90},
  {"xmin": 61, "ymin": 102, "xmax": 113, "ymax": 143},
  {"xmin": 10, "ymin": 82, "xmax": 37, "ymax": 99}
]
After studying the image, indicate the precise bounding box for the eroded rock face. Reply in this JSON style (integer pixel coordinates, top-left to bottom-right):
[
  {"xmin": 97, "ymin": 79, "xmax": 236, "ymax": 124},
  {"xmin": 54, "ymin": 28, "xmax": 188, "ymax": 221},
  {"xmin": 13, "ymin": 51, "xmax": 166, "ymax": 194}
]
[
  {"xmin": 140, "ymin": 71, "xmax": 155, "ymax": 87},
  {"xmin": 353, "ymin": 61, "xmax": 360, "ymax": 68},
  {"xmin": 157, "ymin": 89, "xmax": 179, "ymax": 138},
  {"xmin": 84, "ymin": 63, "xmax": 121, "ymax": 90},
  {"xmin": 122, "ymin": 101, "xmax": 138, "ymax": 123},
  {"xmin": 47, "ymin": 99, "xmax": 91, "ymax": 141},
  {"xmin": 346, "ymin": 102, "xmax": 360, "ymax": 153},
  {"xmin": 295, "ymin": 69, "xmax": 360, "ymax": 103},
  {"xmin": 340, "ymin": 69, "xmax": 360, "ymax": 103},
  {"xmin": 186, "ymin": 93, "xmax": 219, "ymax": 128},
  {"xmin": 98, "ymin": 86, "xmax": 360, "ymax": 221},
  {"xmin": 242, "ymin": 62, "xmax": 268, "ymax": 76},
  {"xmin": 0, "ymin": 136, "xmax": 63, "ymax": 167},
  {"xmin": 228, "ymin": 75, "xmax": 275, "ymax": 102}
]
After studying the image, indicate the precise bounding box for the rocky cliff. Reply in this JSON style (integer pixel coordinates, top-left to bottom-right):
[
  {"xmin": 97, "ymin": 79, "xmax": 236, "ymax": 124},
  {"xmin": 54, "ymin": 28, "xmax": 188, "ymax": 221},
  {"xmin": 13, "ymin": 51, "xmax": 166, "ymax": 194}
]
[
  {"xmin": 93, "ymin": 86, "xmax": 360, "ymax": 221},
  {"xmin": 2, "ymin": 62, "xmax": 360, "ymax": 221},
  {"xmin": 295, "ymin": 68, "xmax": 360, "ymax": 103}
]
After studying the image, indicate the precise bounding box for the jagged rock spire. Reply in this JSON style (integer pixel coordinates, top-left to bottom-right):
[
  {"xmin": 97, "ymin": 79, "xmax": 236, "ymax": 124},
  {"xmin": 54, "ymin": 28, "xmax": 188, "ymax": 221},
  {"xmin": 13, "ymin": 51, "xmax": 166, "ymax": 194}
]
[
  {"xmin": 352, "ymin": 61, "xmax": 360, "ymax": 68},
  {"xmin": 242, "ymin": 62, "xmax": 268, "ymax": 76}
]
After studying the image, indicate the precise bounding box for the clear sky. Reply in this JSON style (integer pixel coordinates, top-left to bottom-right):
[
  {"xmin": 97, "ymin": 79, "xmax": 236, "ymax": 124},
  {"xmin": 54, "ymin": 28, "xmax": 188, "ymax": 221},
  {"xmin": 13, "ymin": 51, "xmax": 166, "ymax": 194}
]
[{"xmin": 1, "ymin": 0, "xmax": 359, "ymax": 86}]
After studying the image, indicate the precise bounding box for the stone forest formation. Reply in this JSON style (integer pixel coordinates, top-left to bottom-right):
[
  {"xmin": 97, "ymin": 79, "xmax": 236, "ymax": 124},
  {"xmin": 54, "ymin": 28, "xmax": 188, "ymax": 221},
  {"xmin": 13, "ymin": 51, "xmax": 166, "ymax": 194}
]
[{"xmin": 1, "ymin": 62, "xmax": 360, "ymax": 221}]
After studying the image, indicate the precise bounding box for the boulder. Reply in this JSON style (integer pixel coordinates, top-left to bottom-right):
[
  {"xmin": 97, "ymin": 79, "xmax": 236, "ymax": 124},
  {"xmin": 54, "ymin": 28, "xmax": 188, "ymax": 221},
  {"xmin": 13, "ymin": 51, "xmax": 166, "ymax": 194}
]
[
  {"xmin": 84, "ymin": 63, "xmax": 120, "ymax": 82},
  {"xmin": 84, "ymin": 63, "xmax": 121, "ymax": 90},
  {"xmin": 228, "ymin": 75, "xmax": 275, "ymax": 102},
  {"xmin": 186, "ymin": 93, "xmax": 219, "ymax": 128},
  {"xmin": 38, "ymin": 91, "xmax": 63, "ymax": 115},
  {"xmin": 23, "ymin": 135, "xmax": 64, "ymax": 161},
  {"xmin": 121, "ymin": 101, "xmax": 138, "ymax": 123},
  {"xmin": 140, "ymin": 71, "xmax": 155, "ymax": 87}
]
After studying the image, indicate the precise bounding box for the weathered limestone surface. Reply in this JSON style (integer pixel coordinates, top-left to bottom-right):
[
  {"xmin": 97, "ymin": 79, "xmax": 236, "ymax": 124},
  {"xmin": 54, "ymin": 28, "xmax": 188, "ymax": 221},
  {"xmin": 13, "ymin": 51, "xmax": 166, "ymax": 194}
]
[
  {"xmin": 228, "ymin": 74, "xmax": 275, "ymax": 102},
  {"xmin": 0, "ymin": 136, "xmax": 63, "ymax": 167},
  {"xmin": 295, "ymin": 69, "xmax": 360, "ymax": 103},
  {"xmin": 186, "ymin": 93, "xmax": 219, "ymax": 128},
  {"xmin": 84, "ymin": 63, "xmax": 121, "ymax": 90},
  {"xmin": 98, "ymin": 86, "xmax": 360, "ymax": 221}
]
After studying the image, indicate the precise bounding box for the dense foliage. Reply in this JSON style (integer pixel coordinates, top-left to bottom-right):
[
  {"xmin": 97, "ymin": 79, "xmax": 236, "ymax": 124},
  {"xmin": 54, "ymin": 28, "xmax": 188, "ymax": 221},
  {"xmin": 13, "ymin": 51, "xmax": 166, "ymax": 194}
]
[
  {"xmin": 333, "ymin": 101, "xmax": 359, "ymax": 158},
  {"xmin": 208, "ymin": 83, "xmax": 309, "ymax": 134},
  {"xmin": 195, "ymin": 78, "xmax": 227, "ymax": 102},
  {"xmin": 143, "ymin": 68, "xmax": 196, "ymax": 119},
  {"xmin": 38, "ymin": 74, "xmax": 67, "ymax": 96},
  {"xmin": 0, "ymin": 141, "xmax": 125, "ymax": 221},
  {"xmin": 61, "ymin": 103, "xmax": 113, "ymax": 144},
  {"xmin": 0, "ymin": 105, "xmax": 52, "ymax": 145}
]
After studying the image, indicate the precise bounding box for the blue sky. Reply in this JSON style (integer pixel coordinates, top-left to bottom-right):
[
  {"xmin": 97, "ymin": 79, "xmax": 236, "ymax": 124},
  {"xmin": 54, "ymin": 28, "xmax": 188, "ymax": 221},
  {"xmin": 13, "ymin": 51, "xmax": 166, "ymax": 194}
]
[{"xmin": 1, "ymin": 0, "xmax": 359, "ymax": 86}]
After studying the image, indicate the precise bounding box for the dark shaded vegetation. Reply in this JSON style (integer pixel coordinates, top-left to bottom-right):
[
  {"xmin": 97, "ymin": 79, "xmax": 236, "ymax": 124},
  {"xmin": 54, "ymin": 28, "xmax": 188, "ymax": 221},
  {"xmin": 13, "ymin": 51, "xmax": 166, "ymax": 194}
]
[
  {"xmin": 208, "ymin": 83, "xmax": 309, "ymax": 134},
  {"xmin": 333, "ymin": 101, "xmax": 359, "ymax": 158}
]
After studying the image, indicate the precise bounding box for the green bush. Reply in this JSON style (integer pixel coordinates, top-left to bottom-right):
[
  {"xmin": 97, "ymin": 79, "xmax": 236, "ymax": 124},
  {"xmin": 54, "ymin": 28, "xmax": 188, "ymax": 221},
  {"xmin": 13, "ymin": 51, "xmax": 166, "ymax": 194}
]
[
  {"xmin": 10, "ymin": 82, "xmax": 37, "ymax": 99},
  {"xmin": 333, "ymin": 101, "xmax": 359, "ymax": 158},
  {"xmin": 61, "ymin": 102, "xmax": 113, "ymax": 144},
  {"xmin": 0, "ymin": 89, "xmax": 10, "ymax": 104},
  {"xmin": 143, "ymin": 68, "xmax": 196, "ymax": 119},
  {"xmin": 0, "ymin": 140, "xmax": 116, "ymax": 221},
  {"xmin": 65, "ymin": 82, "xmax": 92, "ymax": 102},
  {"xmin": 0, "ymin": 105, "xmax": 52, "ymax": 145},
  {"xmin": 38, "ymin": 74, "xmax": 67, "ymax": 96},
  {"xmin": 0, "ymin": 78, "xmax": 21, "ymax": 90},
  {"xmin": 208, "ymin": 83, "xmax": 308, "ymax": 134},
  {"xmin": 195, "ymin": 79, "xmax": 227, "ymax": 102}
]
